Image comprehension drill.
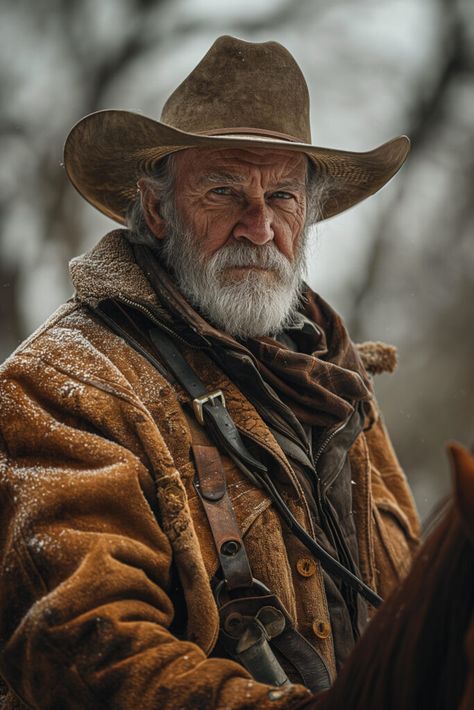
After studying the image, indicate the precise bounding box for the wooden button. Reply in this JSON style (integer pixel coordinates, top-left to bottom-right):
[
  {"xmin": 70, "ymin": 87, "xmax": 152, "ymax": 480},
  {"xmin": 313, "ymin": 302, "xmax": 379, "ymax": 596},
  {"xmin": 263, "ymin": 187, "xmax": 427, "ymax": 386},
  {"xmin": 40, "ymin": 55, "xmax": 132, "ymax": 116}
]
[
  {"xmin": 296, "ymin": 557, "xmax": 317, "ymax": 577},
  {"xmin": 312, "ymin": 619, "xmax": 331, "ymax": 639}
]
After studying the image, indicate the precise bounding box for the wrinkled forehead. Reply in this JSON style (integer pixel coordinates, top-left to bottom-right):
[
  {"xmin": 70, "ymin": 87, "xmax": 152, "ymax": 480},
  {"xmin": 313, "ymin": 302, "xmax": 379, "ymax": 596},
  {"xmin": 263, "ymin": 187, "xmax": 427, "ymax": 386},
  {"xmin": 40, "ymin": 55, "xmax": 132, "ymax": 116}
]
[{"xmin": 172, "ymin": 146, "xmax": 309, "ymax": 185}]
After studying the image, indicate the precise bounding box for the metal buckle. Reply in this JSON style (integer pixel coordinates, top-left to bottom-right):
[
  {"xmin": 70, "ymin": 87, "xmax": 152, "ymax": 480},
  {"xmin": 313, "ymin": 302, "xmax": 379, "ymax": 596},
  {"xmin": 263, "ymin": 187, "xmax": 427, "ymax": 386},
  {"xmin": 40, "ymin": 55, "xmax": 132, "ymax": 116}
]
[
  {"xmin": 192, "ymin": 389, "xmax": 226, "ymax": 426},
  {"xmin": 214, "ymin": 577, "xmax": 271, "ymax": 607}
]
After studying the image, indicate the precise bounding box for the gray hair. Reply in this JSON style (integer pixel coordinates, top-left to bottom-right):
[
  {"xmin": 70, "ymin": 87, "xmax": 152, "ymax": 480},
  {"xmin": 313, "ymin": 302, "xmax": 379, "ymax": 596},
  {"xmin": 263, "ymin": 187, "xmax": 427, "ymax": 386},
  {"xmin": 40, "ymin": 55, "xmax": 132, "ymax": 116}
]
[
  {"xmin": 305, "ymin": 160, "xmax": 327, "ymax": 224},
  {"xmin": 126, "ymin": 152, "xmax": 327, "ymax": 247},
  {"xmin": 126, "ymin": 154, "xmax": 177, "ymax": 249}
]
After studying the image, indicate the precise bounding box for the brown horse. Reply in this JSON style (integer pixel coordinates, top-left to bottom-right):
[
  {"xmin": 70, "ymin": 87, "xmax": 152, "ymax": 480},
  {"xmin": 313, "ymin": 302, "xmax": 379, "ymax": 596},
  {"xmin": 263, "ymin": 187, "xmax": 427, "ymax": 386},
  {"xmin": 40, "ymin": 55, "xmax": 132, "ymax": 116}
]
[{"xmin": 301, "ymin": 443, "xmax": 474, "ymax": 710}]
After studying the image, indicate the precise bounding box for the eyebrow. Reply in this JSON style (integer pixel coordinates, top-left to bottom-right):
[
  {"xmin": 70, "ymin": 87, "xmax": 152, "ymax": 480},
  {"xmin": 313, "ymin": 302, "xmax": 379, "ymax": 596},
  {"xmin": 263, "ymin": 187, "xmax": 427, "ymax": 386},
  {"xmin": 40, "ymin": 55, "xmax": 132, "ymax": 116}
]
[
  {"xmin": 198, "ymin": 171, "xmax": 247, "ymax": 186},
  {"xmin": 198, "ymin": 172, "xmax": 306, "ymax": 192},
  {"xmin": 274, "ymin": 180, "xmax": 306, "ymax": 192}
]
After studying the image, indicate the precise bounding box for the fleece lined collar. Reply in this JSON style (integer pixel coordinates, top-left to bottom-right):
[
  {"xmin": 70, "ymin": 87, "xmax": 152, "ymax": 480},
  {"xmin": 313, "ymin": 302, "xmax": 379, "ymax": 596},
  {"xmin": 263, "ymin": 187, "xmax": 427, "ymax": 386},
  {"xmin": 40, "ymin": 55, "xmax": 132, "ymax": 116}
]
[{"xmin": 70, "ymin": 229, "xmax": 160, "ymax": 309}]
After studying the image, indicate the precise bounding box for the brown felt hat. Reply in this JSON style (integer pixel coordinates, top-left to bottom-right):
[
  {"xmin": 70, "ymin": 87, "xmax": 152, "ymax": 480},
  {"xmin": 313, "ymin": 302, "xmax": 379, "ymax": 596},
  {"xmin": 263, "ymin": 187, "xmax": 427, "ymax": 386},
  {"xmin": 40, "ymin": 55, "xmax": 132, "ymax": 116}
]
[{"xmin": 64, "ymin": 35, "xmax": 410, "ymax": 224}]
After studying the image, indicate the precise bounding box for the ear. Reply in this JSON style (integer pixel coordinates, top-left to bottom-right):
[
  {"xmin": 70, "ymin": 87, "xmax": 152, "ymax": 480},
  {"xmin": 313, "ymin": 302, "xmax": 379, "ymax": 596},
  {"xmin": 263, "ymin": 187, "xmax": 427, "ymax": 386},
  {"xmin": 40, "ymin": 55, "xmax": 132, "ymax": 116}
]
[
  {"xmin": 449, "ymin": 441, "xmax": 474, "ymax": 543},
  {"xmin": 137, "ymin": 178, "xmax": 166, "ymax": 240}
]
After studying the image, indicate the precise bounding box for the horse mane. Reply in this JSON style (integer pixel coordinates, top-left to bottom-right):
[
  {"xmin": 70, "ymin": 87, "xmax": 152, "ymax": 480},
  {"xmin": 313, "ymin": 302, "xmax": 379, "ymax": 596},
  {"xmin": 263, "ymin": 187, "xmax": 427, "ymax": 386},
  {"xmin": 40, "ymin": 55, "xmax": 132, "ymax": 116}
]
[{"xmin": 322, "ymin": 501, "xmax": 474, "ymax": 710}]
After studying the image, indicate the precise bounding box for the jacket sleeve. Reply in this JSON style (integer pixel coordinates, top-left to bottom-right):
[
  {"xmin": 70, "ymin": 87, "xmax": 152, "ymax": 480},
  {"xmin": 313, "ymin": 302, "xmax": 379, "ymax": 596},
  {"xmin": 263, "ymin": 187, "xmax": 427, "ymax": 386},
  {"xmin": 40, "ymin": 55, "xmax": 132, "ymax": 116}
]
[
  {"xmin": 0, "ymin": 344, "xmax": 309, "ymax": 710},
  {"xmin": 363, "ymin": 401, "xmax": 421, "ymax": 597}
]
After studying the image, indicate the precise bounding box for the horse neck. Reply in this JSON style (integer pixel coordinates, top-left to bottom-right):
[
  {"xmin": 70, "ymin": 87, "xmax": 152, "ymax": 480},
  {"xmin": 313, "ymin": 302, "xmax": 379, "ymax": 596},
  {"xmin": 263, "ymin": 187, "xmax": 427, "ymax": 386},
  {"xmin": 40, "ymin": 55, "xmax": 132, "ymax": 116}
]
[{"xmin": 321, "ymin": 507, "xmax": 474, "ymax": 710}]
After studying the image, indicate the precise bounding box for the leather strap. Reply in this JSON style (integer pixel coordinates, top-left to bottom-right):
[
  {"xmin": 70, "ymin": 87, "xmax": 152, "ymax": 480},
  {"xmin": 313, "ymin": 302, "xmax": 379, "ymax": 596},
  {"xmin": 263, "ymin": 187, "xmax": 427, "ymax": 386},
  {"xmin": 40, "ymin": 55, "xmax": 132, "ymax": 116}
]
[
  {"xmin": 92, "ymin": 304, "xmax": 172, "ymax": 381},
  {"xmin": 217, "ymin": 588, "xmax": 332, "ymax": 693},
  {"xmin": 193, "ymin": 443, "xmax": 330, "ymax": 691},
  {"xmin": 149, "ymin": 328, "xmax": 266, "ymax": 473},
  {"xmin": 258, "ymin": 468, "xmax": 383, "ymax": 608},
  {"xmin": 193, "ymin": 444, "xmax": 253, "ymax": 590}
]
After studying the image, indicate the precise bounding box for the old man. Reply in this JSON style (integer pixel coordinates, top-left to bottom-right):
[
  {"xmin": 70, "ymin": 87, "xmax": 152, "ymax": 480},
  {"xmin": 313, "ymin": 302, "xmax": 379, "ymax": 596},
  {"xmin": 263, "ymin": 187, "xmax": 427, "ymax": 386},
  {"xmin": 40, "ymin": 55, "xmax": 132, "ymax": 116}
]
[{"xmin": 0, "ymin": 36, "xmax": 419, "ymax": 709}]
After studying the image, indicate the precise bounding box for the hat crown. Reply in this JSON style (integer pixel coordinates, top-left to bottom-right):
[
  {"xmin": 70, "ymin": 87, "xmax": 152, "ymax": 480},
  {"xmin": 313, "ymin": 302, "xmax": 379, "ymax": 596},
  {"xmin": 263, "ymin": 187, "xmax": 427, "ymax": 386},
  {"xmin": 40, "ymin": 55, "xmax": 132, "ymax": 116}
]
[{"xmin": 160, "ymin": 35, "xmax": 311, "ymax": 142}]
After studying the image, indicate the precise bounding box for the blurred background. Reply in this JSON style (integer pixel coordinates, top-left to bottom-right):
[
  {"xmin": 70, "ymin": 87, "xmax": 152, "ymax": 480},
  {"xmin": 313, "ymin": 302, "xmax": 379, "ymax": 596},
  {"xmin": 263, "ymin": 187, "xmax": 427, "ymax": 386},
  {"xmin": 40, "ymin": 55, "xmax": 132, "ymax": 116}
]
[{"xmin": 0, "ymin": 0, "xmax": 473, "ymax": 521}]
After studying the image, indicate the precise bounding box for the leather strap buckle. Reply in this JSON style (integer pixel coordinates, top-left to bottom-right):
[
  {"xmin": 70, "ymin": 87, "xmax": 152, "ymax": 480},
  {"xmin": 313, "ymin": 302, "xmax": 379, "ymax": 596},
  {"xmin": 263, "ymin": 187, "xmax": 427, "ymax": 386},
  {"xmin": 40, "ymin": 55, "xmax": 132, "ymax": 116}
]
[
  {"xmin": 216, "ymin": 580, "xmax": 332, "ymax": 692},
  {"xmin": 193, "ymin": 444, "xmax": 253, "ymax": 590},
  {"xmin": 193, "ymin": 389, "xmax": 226, "ymax": 425}
]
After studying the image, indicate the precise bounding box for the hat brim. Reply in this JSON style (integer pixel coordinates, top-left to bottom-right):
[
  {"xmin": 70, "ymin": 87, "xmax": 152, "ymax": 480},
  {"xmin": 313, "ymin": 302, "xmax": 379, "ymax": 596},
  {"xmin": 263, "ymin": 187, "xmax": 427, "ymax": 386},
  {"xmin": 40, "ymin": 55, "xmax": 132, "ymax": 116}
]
[{"xmin": 64, "ymin": 109, "xmax": 410, "ymax": 224}]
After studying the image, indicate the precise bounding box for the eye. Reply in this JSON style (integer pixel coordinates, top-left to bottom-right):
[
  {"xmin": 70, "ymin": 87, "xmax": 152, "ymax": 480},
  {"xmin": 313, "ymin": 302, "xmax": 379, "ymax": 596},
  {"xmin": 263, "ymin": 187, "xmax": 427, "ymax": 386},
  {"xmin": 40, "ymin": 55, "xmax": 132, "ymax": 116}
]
[
  {"xmin": 271, "ymin": 191, "xmax": 293, "ymax": 200},
  {"xmin": 210, "ymin": 186, "xmax": 233, "ymax": 196}
]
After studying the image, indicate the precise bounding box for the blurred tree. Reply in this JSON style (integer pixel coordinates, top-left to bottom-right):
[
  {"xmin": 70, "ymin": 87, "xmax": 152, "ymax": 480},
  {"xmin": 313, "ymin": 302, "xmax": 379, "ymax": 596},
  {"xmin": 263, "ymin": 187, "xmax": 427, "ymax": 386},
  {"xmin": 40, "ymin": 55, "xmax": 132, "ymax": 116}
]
[{"xmin": 344, "ymin": 0, "xmax": 474, "ymax": 515}]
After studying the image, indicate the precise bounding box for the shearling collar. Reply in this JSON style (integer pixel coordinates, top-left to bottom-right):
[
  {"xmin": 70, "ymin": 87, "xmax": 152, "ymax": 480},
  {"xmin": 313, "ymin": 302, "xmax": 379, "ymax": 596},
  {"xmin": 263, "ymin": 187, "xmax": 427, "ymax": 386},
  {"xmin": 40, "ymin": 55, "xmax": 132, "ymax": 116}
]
[{"xmin": 70, "ymin": 229, "xmax": 159, "ymax": 309}]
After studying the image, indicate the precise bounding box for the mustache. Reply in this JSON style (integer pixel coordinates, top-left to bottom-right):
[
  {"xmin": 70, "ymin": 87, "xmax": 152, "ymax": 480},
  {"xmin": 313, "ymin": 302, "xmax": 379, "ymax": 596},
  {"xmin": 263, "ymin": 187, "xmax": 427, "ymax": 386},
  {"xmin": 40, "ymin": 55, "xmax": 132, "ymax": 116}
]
[{"xmin": 208, "ymin": 241, "xmax": 292, "ymax": 276}]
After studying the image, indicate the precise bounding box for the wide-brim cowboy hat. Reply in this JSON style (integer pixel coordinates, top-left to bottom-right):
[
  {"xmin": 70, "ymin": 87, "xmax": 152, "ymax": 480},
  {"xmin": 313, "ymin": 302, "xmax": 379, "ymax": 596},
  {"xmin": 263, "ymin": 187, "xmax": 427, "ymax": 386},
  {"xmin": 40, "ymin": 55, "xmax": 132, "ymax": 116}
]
[{"xmin": 64, "ymin": 35, "xmax": 410, "ymax": 224}]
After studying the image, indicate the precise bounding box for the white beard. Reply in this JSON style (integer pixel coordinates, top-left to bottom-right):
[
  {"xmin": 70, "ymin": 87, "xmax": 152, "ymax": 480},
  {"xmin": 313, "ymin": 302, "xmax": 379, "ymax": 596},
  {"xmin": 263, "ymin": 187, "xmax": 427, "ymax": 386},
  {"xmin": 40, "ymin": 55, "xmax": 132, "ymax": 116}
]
[{"xmin": 159, "ymin": 217, "xmax": 309, "ymax": 340}]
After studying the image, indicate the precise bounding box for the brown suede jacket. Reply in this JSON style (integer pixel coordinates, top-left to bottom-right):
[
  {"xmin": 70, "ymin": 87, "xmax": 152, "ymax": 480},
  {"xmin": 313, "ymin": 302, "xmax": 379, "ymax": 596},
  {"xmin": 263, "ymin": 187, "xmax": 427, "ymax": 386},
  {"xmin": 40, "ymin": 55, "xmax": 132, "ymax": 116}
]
[{"xmin": 0, "ymin": 231, "xmax": 420, "ymax": 709}]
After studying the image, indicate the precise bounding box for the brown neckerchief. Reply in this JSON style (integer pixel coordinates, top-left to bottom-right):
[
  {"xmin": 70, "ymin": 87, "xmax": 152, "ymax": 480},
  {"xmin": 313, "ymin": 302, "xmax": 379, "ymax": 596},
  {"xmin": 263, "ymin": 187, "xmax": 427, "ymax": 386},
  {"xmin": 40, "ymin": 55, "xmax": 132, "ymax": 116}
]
[{"xmin": 244, "ymin": 290, "xmax": 373, "ymax": 428}]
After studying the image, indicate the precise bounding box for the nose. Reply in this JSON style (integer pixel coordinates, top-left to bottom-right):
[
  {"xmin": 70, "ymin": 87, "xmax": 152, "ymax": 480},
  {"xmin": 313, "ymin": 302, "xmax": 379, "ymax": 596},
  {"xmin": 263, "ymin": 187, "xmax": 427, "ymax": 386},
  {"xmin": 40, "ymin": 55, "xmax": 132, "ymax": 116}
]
[{"xmin": 232, "ymin": 199, "xmax": 274, "ymax": 245}]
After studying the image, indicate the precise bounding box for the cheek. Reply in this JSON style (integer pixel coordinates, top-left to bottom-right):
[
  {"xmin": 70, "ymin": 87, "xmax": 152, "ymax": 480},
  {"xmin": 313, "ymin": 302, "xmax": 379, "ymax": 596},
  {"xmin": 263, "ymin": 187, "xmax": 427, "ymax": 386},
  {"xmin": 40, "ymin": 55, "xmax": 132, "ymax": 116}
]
[
  {"xmin": 189, "ymin": 206, "xmax": 235, "ymax": 255},
  {"xmin": 274, "ymin": 207, "xmax": 306, "ymax": 257}
]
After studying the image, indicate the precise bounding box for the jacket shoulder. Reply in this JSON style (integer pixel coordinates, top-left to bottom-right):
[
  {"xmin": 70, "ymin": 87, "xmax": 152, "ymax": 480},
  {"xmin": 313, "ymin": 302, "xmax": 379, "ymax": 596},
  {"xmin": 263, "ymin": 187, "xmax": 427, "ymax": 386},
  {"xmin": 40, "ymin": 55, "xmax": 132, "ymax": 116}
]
[
  {"xmin": 0, "ymin": 302, "xmax": 153, "ymax": 405},
  {"xmin": 0, "ymin": 301, "xmax": 77, "ymax": 372}
]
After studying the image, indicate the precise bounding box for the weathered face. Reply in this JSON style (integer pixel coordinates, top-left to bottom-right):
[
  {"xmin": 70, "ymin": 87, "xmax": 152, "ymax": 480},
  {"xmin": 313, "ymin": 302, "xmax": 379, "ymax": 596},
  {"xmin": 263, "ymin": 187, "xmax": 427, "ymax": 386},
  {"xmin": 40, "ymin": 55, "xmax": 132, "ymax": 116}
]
[
  {"xmin": 138, "ymin": 146, "xmax": 311, "ymax": 339},
  {"xmin": 171, "ymin": 146, "xmax": 307, "ymax": 270}
]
